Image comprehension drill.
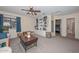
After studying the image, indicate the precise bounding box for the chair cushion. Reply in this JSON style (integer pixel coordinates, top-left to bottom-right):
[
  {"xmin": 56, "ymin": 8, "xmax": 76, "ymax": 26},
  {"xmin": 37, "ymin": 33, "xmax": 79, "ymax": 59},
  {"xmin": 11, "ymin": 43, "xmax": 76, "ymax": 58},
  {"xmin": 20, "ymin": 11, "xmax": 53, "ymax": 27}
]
[{"xmin": 0, "ymin": 32, "xmax": 7, "ymax": 39}]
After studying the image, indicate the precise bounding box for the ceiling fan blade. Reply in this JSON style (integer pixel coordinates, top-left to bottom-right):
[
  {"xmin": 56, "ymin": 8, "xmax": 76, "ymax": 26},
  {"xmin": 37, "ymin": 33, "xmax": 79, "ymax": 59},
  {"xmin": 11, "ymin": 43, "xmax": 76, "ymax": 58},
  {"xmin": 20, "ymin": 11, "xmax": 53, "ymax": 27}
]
[
  {"xmin": 32, "ymin": 12, "xmax": 34, "ymax": 15},
  {"xmin": 21, "ymin": 9, "xmax": 29, "ymax": 11},
  {"xmin": 34, "ymin": 12, "xmax": 37, "ymax": 15},
  {"xmin": 27, "ymin": 12, "xmax": 30, "ymax": 14},
  {"xmin": 34, "ymin": 10, "xmax": 41, "ymax": 12}
]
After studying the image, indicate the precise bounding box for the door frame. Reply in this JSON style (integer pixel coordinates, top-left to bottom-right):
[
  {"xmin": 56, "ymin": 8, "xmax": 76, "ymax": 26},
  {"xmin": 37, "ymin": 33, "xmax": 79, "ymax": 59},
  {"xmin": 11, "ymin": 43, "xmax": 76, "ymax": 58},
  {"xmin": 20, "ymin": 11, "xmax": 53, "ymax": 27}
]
[
  {"xmin": 55, "ymin": 19, "xmax": 61, "ymax": 36},
  {"xmin": 66, "ymin": 18, "xmax": 75, "ymax": 39}
]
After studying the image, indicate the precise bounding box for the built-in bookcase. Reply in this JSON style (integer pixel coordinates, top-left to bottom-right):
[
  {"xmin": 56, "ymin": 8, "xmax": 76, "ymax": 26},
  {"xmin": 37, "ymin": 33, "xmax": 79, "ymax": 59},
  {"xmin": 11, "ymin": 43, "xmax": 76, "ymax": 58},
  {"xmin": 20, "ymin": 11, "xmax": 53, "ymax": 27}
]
[{"xmin": 35, "ymin": 16, "xmax": 47, "ymax": 31}]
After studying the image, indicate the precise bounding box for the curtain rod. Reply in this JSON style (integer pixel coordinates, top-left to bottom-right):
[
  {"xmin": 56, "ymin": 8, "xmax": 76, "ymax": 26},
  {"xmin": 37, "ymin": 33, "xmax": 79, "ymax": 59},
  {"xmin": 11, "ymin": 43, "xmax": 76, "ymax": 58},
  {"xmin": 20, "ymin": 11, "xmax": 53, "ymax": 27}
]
[
  {"xmin": 0, "ymin": 13, "xmax": 17, "ymax": 20},
  {"xmin": 0, "ymin": 13, "xmax": 19, "ymax": 17},
  {"xmin": 4, "ymin": 17, "xmax": 16, "ymax": 20}
]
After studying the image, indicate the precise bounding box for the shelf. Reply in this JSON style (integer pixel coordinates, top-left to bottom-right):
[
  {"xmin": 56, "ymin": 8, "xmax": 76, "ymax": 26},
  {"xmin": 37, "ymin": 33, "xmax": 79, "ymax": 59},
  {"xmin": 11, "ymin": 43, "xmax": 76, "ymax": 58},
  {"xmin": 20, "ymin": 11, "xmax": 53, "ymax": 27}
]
[{"xmin": 35, "ymin": 16, "xmax": 47, "ymax": 30}]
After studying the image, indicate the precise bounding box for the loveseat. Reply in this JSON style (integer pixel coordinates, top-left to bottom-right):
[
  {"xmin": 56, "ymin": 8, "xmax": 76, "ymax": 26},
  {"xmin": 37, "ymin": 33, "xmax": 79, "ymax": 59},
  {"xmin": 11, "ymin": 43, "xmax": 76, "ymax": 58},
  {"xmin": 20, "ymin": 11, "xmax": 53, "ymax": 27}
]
[{"xmin": 17, "ymin": 31, "xmax": 38, "ymax": 51}]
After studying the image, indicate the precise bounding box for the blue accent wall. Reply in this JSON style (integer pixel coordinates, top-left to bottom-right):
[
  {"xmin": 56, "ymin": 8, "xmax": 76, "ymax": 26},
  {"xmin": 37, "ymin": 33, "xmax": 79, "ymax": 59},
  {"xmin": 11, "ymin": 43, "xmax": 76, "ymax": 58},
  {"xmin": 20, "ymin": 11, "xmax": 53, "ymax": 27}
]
[
  {"xmin": 0, "ymin": 14, "xmax": 3, "ymax": 33},
  {"xmin": 16, "ymin": 17, "xmax": 21, "ymax": 32}
]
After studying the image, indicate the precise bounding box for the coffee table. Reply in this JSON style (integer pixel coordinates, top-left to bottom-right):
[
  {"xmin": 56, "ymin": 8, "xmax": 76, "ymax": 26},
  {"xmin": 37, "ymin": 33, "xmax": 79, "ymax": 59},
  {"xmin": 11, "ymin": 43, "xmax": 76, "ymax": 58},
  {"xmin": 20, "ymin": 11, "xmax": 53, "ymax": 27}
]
[{"xmin": 20, "ymin": 36, "xmax": 38, "ymax": 52}]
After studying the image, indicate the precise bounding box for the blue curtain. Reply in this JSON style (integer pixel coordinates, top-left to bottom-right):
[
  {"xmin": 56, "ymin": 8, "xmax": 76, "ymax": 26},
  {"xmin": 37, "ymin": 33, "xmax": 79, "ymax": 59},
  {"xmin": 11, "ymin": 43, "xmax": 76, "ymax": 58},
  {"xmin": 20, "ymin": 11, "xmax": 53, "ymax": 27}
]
[
  {"xmin": 0, "ymin": 14, "xmax": 3, "ymax": 33},
  {"xmin": 16, "ymin": 17, "xmax": 21, "ymax": 32}
]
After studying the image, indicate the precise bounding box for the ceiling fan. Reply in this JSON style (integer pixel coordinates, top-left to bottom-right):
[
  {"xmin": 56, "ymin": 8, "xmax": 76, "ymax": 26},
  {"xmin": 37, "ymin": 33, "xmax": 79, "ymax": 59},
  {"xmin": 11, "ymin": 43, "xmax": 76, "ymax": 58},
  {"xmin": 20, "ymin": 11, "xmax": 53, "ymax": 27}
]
[{"xmin": 21, "ymin": 7, "xmax": 41, "ymax": 15}]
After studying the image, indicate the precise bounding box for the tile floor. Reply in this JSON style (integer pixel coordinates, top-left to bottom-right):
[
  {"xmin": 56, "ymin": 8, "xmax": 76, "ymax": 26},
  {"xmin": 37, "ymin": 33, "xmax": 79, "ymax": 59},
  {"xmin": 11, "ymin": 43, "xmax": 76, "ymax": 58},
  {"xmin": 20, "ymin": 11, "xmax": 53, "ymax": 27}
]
[{"xmin": 10, "ymin": 35, "xmax": 79, "ymax": 53}]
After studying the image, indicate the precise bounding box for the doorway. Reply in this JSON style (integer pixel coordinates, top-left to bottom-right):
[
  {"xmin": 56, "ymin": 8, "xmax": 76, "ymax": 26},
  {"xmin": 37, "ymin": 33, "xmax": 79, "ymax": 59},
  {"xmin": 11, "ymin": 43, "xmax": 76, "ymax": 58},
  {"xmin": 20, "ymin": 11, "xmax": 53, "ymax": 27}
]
[
  {"xmin": 67, "ymin": 18, "xmax": 75, "ymax": 39},
  {"xmin": 55, "ymin": 19, "xmax": 61, "ymax": 36}
]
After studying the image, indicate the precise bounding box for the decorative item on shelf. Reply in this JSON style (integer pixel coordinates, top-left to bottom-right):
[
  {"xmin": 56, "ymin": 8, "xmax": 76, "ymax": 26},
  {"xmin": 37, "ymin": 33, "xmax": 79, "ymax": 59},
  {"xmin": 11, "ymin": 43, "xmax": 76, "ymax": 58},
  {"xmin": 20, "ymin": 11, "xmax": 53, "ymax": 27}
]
[
  {"xmin": 37, "ymin": 28, "xmax": 38, "ymax": 30},
  {"xmin": 44, "ymin": 21, "xmax": 47, "ymax": 24},
  {"xmin": 40, "ymin": 28, "xmax": 41, "ymax": 30},
  {"xmin": 43, "ymin": 28, "xmax": 46, "ymax": 30},
  {"xmin": 36, "ymin": 18, "xmax": 38, "ymax": 23},
  {"xmin": 43, "ymin": 16, "xmax": 47, "ymax": 21},
  {"xmin": 44, "ymin": 25, "xmax": 47, "ymax": 27},
  {"xmin": 35, "ymin": 18, "xmax": 39, "ymax": 30},
  {"xmin": 40, "ymin": 22, "xmax": 42, "ymax": 23},
  {"xmin": 40, "ymin": 19, "xmax": 42, "ymax": 21}
]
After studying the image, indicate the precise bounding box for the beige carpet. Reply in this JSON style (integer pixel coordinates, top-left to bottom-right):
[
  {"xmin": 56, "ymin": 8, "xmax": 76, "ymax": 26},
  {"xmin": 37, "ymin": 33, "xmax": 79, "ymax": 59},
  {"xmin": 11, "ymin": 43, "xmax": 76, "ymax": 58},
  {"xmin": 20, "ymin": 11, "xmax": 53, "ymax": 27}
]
[{"xmin": 10, "ymin": 35, "xmax": 79, "ymax": 53}]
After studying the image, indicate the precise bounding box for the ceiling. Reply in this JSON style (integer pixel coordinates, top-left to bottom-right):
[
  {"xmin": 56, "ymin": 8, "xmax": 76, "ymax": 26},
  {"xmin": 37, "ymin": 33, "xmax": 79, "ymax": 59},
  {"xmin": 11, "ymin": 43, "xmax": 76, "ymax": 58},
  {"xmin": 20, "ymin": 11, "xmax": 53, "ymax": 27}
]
[{"xmin": 0, "ymin": 6, "xmax": 79, "ymax": 16}]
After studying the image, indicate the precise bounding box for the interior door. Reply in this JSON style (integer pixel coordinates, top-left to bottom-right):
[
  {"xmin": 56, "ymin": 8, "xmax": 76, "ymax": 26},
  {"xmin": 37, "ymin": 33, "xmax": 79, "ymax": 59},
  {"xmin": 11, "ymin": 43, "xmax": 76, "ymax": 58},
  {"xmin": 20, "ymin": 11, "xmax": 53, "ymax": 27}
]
[
  {"xmin": 67, "ymin": 18, "xmax": 75, "ymax": 39},
  {"xmin": 51, "ymin": 21, "xmax": 54, "ymax": 32}
]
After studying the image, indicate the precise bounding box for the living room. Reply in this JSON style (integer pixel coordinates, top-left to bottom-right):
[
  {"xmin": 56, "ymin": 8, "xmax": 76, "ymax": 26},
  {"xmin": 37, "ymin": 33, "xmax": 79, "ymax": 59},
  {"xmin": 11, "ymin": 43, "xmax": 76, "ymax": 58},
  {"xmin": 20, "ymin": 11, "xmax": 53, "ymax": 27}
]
[{"xmin": 0, "ymin": 6, "xmax": 79, "ymax": 53}]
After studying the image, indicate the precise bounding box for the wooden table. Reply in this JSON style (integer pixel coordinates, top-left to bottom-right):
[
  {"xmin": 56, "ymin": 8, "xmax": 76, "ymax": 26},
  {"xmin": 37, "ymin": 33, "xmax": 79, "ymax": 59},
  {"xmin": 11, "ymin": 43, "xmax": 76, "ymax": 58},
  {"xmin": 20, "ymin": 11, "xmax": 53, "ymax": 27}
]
[{"xmin": 20, "ymin": 36, "xmax": 38, "ymax": 52}]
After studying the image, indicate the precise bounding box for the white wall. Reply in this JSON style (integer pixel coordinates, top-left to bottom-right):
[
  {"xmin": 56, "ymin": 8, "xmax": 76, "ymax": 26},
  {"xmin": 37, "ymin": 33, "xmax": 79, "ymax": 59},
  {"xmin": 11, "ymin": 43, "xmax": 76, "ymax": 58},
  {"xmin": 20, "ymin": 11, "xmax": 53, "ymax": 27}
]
[
  {"xmin": 46, "ymin": 15, "xmax": 51, "ymax": 32},
  {"xmin": 75, "ymin": 16, "xmax": 79, "ymax": 39},
  {"xmin": 21, "ymin": 16, "xmax": 35, "ymax": 32},
  {"xmin": 35, "ymin": 30, "xmax": 46, "ymax": 37},
  {"xmin": 54, "ymin": 12, "xmax": 79, "ymax": 39}
]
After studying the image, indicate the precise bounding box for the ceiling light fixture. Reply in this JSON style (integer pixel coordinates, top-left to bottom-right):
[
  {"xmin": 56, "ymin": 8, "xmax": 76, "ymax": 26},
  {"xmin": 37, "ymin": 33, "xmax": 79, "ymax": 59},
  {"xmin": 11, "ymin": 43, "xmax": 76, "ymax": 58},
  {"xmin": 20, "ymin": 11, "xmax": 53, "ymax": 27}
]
[{"xmin": 21, "ymin": 7, "xmax": 41, "ymax": 16}]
